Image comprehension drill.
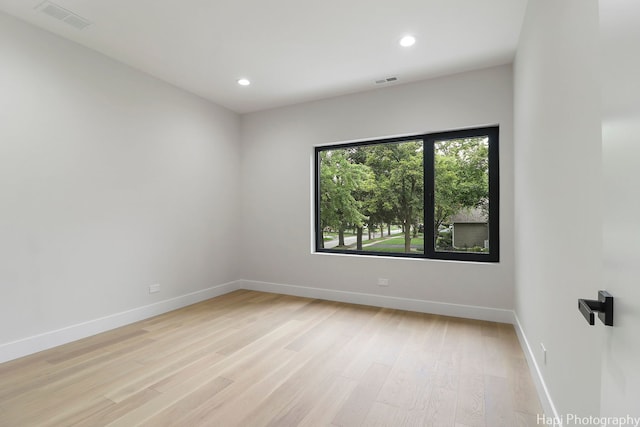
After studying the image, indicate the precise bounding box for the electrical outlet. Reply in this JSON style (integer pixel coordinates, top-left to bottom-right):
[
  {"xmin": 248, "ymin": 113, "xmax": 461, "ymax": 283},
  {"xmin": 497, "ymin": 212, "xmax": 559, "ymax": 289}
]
[
  {"xmin": 149, "ymin": 284, "xmax": 160, "ymax": 294},
  {"xmin": 540, "ymin": 342, "xmax": 547, "ymax": 365},
  {"xmin": 377, "ymin": 278, "xmax": 389, "ymax": 287}
]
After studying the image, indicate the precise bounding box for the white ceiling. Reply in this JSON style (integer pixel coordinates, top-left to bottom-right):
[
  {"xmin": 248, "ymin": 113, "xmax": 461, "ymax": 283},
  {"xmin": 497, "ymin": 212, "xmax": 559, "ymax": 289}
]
[{"xmin": 0, "ymin": 0, "xmax": 528, "ymax": 113}]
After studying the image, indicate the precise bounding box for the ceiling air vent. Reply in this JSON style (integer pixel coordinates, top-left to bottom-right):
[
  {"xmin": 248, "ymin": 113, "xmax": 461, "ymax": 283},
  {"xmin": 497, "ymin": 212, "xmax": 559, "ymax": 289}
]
[
  {"xmin": 375, "ymin": 76, "xmax": 399, "ymax": 85},
  {"xmin": 35, "ymin": 1, "xmax": 91, "ymax": 30}
]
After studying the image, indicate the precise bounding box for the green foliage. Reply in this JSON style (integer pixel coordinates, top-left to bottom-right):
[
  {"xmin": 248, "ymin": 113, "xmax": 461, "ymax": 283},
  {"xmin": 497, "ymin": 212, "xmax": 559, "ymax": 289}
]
[
  {"xmin": 365, "ymin": 141, "xmax": 424, "ymax": 252},
  {"xmin": 436, "ymin": 231, "xmax": 452, "ymax": 249},
  {"xmin": 434, "ymin": 137, "xmax": 489, "ymax": 230},
  {"xmin": 318, "ymin": 137, "xmax": 488, "ymax": 253},
  {"xmin": 319, "ymin": 149, "xmax": 374, "ymax": 233}
]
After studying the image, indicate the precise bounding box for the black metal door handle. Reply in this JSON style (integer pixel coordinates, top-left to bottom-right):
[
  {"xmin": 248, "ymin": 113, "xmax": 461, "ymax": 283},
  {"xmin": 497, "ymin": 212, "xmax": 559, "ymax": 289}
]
[{"xmin": 578, "ymin": 290, "xmax": 614, "ymax": 326}]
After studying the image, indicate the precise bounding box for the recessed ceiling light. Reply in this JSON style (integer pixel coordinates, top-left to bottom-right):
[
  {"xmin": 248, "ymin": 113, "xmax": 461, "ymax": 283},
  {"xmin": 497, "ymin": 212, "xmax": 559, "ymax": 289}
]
[
  {"xmin": 399, "ymin": 35, "xmax": 416, "ymax": 47},
  {"xmin": 237, "ymin": 78, "xmax": 251, "ymax": 86}
]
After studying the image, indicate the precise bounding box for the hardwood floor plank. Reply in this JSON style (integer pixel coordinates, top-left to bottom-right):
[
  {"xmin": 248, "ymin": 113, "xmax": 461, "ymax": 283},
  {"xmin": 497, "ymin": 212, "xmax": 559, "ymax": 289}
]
[
  {"xmin": 138, "ymin": 377, "xmax": 233, "ymax": 427},
  {"xmin": 0, "ymin": 290, "xmax": 543, "ymax": 426},
  {"xmin": 362, "ymin": 401, "xmax": 408, "ymax": 426},
  {"xmin": 264, "ymin": 320, "xmax": 384, "ymax": 426},
  {"xmin": 238, "ymin": 331, "xmax": 354, "ymax": 426},
  {"xmin": 284, "ymin": 303, "xmax": 346, "ymax": 351},
  {"xmin": 1, "ymin": 359, "xmax": 145, "ymax": 425},
  {"xmin": 181, "ymin": 350, "xmax": 318, "ymax": 426},
  {"xmin": 104, "ymin": 340, "xmax": 229, "ymax": 403},
  {"xmin": 296, "ymin": 375, "xmax": 359, "ymax": 427},
  {"xmin": 482, "ymin": 335, "xmax": 510, "ymax": 378},
  {"xmin": 147, "ymin": 351, "xmax": 225, "ymax": 392},
  {"xmin": 339, "ymin": 308, "xmax": 406, "ymax": 382},
  {"xmin": 455, "ymin": 373, "xmax": 485, "ymax": 427},
  {"xmin": 46, "ymin": 329, "xmax": 149, "ymax": 364},
  {"xmin": 376, "ymin": 334, "xmax": 434, "ymax": 410},
  {"xmin": 423, "ymin": 386, "xmax": 458, "ymax": 427},
  {"xmin": 105, "ymin": 375, "xmax": 234, "ymax": 427},
  {"xmin": 332, "ymin": 362, "xmax": 392, "ymax": 427},
  {"xmin": 0, "ymin": 337, "xmax": 156, "ymax": 401},
  {"xmin": 433, "ymin": 350, "xmax": 462, "ymax": 391},
  {"xmin": 43, "ymin": 396, "xmax": 114, "ymax": 427},
  {"xmin": 72, "ymin": 388, "xmax": 162, "ymax": 427},
  {"xmin": 150, "ymin": 320, "xmax": 305, "ymax": 394},
  {"xmin": 484, "ymin": 375, "xmax": 516, "ymax": 427},
  {"xmin": 515, "ymin": 410, "xmax": 543, "ymax": 426},
  {"xmin": 510, "ymin": 359, "xmax": 544, "ymax": 415},
  {"xmin": 166, "ymin": 349, "xmax": 301, "ymax": 426}
]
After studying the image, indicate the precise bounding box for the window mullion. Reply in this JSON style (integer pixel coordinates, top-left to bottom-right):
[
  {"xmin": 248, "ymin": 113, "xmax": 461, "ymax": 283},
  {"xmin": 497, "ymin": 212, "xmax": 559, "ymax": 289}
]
[{"xmin": 424, "ymin": 138, "xmax": 435, "ymax": 259}]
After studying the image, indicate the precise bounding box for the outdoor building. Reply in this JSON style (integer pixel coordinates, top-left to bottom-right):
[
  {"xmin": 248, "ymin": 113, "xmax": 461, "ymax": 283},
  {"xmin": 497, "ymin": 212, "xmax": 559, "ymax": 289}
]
[{"xmin": 450, "ymin": 208, "xmax": 489, "ymax": 249}]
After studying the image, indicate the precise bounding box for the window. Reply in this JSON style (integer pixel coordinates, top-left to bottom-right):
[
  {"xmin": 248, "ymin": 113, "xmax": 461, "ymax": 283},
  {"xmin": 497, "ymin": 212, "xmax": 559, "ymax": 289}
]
[{"xmin": 314, "ymin": 126, "xmax": 499, "ymax": 262}]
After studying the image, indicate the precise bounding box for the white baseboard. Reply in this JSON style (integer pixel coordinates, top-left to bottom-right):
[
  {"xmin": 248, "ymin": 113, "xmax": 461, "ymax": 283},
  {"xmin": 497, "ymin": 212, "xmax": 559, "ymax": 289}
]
[
  {"xmin": 0, "ymin": 276, "xmax": 556, "ymax": 426},
  {"xmin": 239, "ymin": 279, "xmax": 515, "ymax": 324},
  {"xmin": 242, "ymin": 279, "xmax": 559, "ymax": 419},
  {"xmin": 513, "ymin": 314, "xmax": 560, "ymax": 423},
  {"xmin": 0, "ymin": 280, "xmax": 241, "ymax": 364}
]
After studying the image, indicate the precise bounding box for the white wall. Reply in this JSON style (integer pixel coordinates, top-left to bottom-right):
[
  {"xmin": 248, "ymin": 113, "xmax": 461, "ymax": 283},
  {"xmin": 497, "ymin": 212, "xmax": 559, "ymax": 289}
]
[
  {"xmin": 600, "ymin": 0, "xmax": 640, "ymax": 418},
  {"xmin": 240, "ymin": 65, "xmax": 514, "ymax": 313},
  {"xmin": 514, "ymin": 0, "xmax": 602, "ymax": 419},
  {"xmin": 0, "ymin": 12, "xmax": 241, "ymax": 352}
]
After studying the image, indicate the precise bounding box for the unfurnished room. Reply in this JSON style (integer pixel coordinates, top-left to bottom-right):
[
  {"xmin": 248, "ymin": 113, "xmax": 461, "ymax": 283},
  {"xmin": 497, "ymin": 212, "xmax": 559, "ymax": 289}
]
[{"xmin": 1, "ymin": 0, "xmax": 639, "ymax": 426}]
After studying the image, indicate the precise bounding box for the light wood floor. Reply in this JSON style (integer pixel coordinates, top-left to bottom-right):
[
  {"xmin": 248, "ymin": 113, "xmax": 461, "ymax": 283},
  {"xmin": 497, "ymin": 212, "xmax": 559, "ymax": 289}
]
[{"xmin": 0, "ymin": 290, "xmax": 543, "ymax": 426}]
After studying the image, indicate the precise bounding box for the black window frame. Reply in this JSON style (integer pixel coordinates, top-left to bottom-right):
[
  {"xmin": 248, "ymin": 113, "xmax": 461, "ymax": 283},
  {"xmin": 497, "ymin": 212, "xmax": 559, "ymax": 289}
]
[{"xmin": 314, "ymin": 125, "xmax": 499, "ymax": 263}]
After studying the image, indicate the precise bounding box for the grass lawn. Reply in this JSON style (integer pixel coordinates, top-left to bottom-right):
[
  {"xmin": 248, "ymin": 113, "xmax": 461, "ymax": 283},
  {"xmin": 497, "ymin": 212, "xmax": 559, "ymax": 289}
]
[
  {"xmin": 373, "ymin": 236, "xmax": 424, "ymax": 246},
  {"xmin": 364, "ymin": 246, "xmax": 424, "ymax": 253},
  {"xmin": 354, "ymin": 234, "xmax": 425, "ymax": 253}
]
